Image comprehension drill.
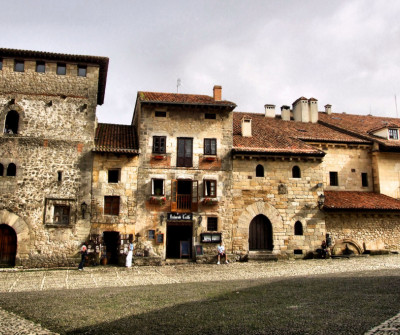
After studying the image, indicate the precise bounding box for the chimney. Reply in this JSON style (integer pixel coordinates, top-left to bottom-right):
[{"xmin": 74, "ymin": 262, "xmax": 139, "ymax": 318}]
[
  {"xmin": 264, "ymin": 104, "xmax": 275, "ymax": 118},
  {"xmin": 293, "ymin": 97, "xmax": 309, "ymax": 122},
  {"xmin": 213, "ymin": 85, "xmax": 222, "ymax": 101},
  {"xmin": 281, "ymin": 105, "xmax": 291, "ymax": 121},
  {"xmin": 241, "ymin": 117, "xmax": 252, "ymax": 137},
  {"xmin": 308, "ymin": 97, "xmax": 318, "ymax": 123},
  {"xmin": 325, "ymin": 104, "xmax": 332, "ymax": 114}
]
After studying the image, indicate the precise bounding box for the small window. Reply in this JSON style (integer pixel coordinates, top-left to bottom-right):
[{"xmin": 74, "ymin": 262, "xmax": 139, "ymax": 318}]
[
  {"xmin": 294, "ymin": 249, "xmax": 303, "ymax": 255},
  {"xmin": 4, "ymin": 110, "xmax": 19, "ymax": 134},
  {"xmin": 294, "ymin": 221, "xmax": 303, "ymax": 236},
  {"xmin": 148, "ymin": 230, "xmax": 155, "ymax": 240},
  {"xmin": 108, "ymin": 169, "xmax": 120, "ymax": 183},
  {"xmin": 153, "ymin": 136, "xmax": 166, "ymax": 154},
  {"xmin": 0, "ymin": 163, "xmax": 3, "ymax": 176},
  {"xmin": 204, "ymin": 138, "xmax": 217, "ymax": 155},
  {"xmin": 6, "ymin": 163, "xmax": 16, "ymax": 177},
  {"xmin": 0, "ymin": 59, "xmax": 3, "ymax": 70},
  {"xmin": 361, "ymin": 173, "xmax": 368, "ymax": 187},
  {"xmin": 104, "ymin": 196, "xmax": 120, "ymax": 215},
  {"xmin": 155, "ymin": 111, "xmax": 166, "ymax": 117},
  {"xmin": 389, "ymin": 128, "xmax": 399, "ymax": 140},
  {"xmin": 204, "ymin": 179, "xmax": 217, "ymax": 197},
  {"xmin": 57, "ymin": 171, "xmax": 63, "ymax": 182},
  {"xmin": 57, "ymin": 63, "xmax": 66, "ymax": 75},
  {"xmin": 36, "ymin": 61, "xmax": 45, "ymax": 73},
  {"xmin": 292, "ymin": 166, "xmax": 301, "ymax": 178},
  {"xmin": 256, "ymin": 164, "xmax": 264, "ymax": 177},
  {"xmin": 329, "ymin": 171, "xmax": 338, "ymax": 186},
  {"xmin": 14, "ymin": 60, "xmax": 24, "ymax": 72},
  {"xmin": 54, "ymin": 206, "xmax": 70, "ymax": 225},
  {"xmin": 205, "ymin": 113, "xmax": 216, "ymax": 119},
  {"xmin": 152, "ymin": 178, "xmax": 165, "ymax": 196},
  {"xmin": 78, "ymin": 65, "xmax": 87, "ymax": 77},
  {"xmin": 207, "ymin": 217, "xmax": 218, "ymax": 231}
]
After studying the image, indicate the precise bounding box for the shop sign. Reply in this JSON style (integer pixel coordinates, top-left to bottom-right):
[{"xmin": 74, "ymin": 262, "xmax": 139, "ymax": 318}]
[{"xmin": 167, "ymin": 212, "xmax": 193, "ymax": 221}]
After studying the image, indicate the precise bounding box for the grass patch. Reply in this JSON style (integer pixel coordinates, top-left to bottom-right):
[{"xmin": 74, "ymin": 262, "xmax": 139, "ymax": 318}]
[{"xmin": 0, "ymin": 270, "xmax": 400, "ymax": 334}]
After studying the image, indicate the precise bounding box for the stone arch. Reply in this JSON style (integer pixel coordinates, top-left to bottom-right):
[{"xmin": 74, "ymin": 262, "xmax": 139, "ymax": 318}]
[
  {"xmin": 238, "ymin": 201, "xmax": 284, "ymax": 253},
  {"xmin": 2, "ymin": 102, "xmax": 25, "ymax": 134},
  {"xmin": 0, "ymin": 210, "xmax": 31, "ymax": 265},
  {"xmin": 332, "ymin": 239, "xmax": 363, "ymax": 255}
]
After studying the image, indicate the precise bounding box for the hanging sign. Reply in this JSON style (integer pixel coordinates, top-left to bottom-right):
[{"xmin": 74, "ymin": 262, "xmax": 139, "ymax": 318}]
[{"xmin": 167, "ymin": 213, "xmax": 193, "ymax": 221}]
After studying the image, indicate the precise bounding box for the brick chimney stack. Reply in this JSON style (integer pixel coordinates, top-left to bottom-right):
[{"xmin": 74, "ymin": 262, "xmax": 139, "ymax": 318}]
[{"xmin": 213, "ymin": 85, "xmax": 222, "ymax": 101}]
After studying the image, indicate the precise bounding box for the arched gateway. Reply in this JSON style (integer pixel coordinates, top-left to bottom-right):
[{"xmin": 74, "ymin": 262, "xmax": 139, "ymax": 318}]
[
  {"xmin": 249, "ymin": 215, "xmax": 273, "ymax": 250},
  {"xmin": 0, "ymin": 224, "xmax": 17, "ymax": 266}
]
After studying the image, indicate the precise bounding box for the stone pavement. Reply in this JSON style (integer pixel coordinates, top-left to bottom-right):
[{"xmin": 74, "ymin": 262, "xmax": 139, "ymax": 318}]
[{"xmin": 0, "ymin": 255, "xmax": 399, "ymax": 334}]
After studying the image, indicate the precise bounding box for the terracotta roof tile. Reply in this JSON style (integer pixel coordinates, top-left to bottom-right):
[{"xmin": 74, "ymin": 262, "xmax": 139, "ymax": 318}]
[
  {"xmin": 324, "ymin": 191, "xmax": 400, "ymax": 211},
  {"xmin": 138, "ymin": 91, "xmax": 236, "ymax": 108},
  {"xmin": 94, "ymin": 123, "xmax": 138, "ymax": 154},
  {"xmin": 319, "ymin": 112, "xmax": 400, "ymax": 149}
]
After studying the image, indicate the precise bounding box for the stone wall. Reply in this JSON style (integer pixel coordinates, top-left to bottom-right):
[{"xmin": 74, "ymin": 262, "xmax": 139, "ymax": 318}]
[{"xmin": 372, "ymin": 151, "xmax": 400, "ymax": 198}]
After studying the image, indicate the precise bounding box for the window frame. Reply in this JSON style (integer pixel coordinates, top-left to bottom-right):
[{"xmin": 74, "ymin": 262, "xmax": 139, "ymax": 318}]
[
  {"xmin": 207, "ymin": 217, "xmax": 218, "ymax": 231},
  {"xmin": 14, "ymin": 60, "xmax": 24, "ymax": 72},
  {"xmin": 108, "ymin": 169, "xmax": 120, "ymax": 183},
  {"xmin": 292, "ymin": 165, "xmax": 301, "ymax": 178},
  {"xmin": 203, "ymin": 179, "xmax": 217, "ymax": 198},
  {"xmin": 204, "ymin": 138, "xmax": 217, "ymax": 155},
  {"xmin": 152, "ymin": 178, "xmax": 165, "ymax": 196},
  {"xmin": 53, "ymin": 205, "xmax": 70, "ymax": 225},
  {"xmin": 155, "ymin": 111, "xmax": 167, "ymax": 118},
  {"xmin": 104, "ymin": 196, "xmax": 120, "ymax": 216},
  {"xmin": 294, "ymin": 221, "xmax": 303, "ymax": 236},
  {"xmin": 329, "ymin": 171, "xmax": 339, "ymax": 186},
  {"xmin": 77, "ymin": 65, "xmax": 87, "ymax": 77},
  {"xmin": 205, "ymin": 113, "xmax": 216, "ymax": 120},
  {"xmin": 0, "ymin": 58, "xmax": 3, "ymax": 70},
  {"xmin": 36, "ymin": 61, "xmax": 45, "ymax": 73},
  {"xmin": 6, "ymin": 163, "xmax": 16, "ymax": 177},
  {"xmin": 56, "ymin": 63, "xmax": 67, "ymax": 75},
  {"xmin": 256, "ymin": 164, "xmax": 264, "ymax": 177},
  {"xmin": 0, "ymin": 163, "xmax": 3, "ymax": 176},
  {"xmin": 361, "ymin": 172, "xmax": 368, "ymax": 187},
  {"xmin": 177, "ymin": 137, "xmax": 193, "ymax": 167},
  {"xmin": 152, "ymin": 136, "xmax": 166, "ymax": 154},
  {"xmin": 389, "ymin": 128, "xmax": 399, "ymax": 140}
]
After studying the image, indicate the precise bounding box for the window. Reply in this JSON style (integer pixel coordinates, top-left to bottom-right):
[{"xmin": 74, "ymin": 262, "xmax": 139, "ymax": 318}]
[
  {"xmin": 53, "ymin": 206, "xmax": 70, "ymax": 225},
  {"xmin": 0, "ymin": 59, "xmax": 3, "ymax": 70},
  {"xmin": 104, "ymin": 196, "xmax": 120, "ymax": 215},
  {"xmin": 57, "ymin": 171, "xmax": 63, "ymax": 182},
  {"xmin": 177, "ymin": 138, "xmax": 193, "ymax": 167},
  {"xmin": 204, "ymin": 138, "xmax": 217, "ymax": 155},
  {"xmin": 256, "ymin": 164, "xmax": 264, "ymax": 177},
  {"xmin": 294, "ymin": 221, "xmax": 303, "ymax": 236},
  {"xmin": 36, "ymin": 61, "xmax": 45, "ymax": 73},
  {"xmin": 153, "ymin": 136, "xmax": 166, "ymax": 154},
  {"xmin": 6, "ymin": 163, "xmax": 16, "ymax": 176},
  {"xmin": 207, "ymin": 217, "xmax": 218, "ymax": 231},
  {"xmin": 155, "ymin": 111, "xmax": 166, "ymax": 117},
  {"xmin": 57, "ymin": 63, "xmax": 66, "ymax": 75},
  {"xmin": 329, "ymin": 171, "xmax": 338, "ymax": 186},
  {"xmin": 148, "ymin": 230, "xmax": 155, "ymax": 240},
  {"xmin": 389, "ymin": 128, "xmax": 399, "ymax": 140},
  {"xmin": 14, "ymin": 60, "xmax": 24, "ymax": 72},
  {"xmin": 108, "ymin": 169, "xmax": 120, "ymax": 183},
  {"xmin": 78, "ymin": 65, "xmax": 87, "ymax": 77},
  {"xmin": 4, "ymin": 110, "xmax": 19, "ymax": 134},
  {"xmin": 0, "ymin": 163, "xmax": 3, "ymax": 176},
  {"xmin": 361, "ymin": 173, "xmax": 368, "ymax": 187},
  {"xmin": 205, "ymin": 113, "xmax": 216, "ymax": 119},
  {"xmin": 292, "ymin": 166, "xmax": 301, "ymax": 178},
  {"xmin": 204, "ymin": 179, "xmax": 217, "ymax": 197},
  {"xmin": 152, "ymin": 178, "xmax": 165, "ymax": 195}
]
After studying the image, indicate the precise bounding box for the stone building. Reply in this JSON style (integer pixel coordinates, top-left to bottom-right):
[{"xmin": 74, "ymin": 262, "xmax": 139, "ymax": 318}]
[{"xmin": 1, "ymin": 47, "xmax": 400, "ymax": 268}]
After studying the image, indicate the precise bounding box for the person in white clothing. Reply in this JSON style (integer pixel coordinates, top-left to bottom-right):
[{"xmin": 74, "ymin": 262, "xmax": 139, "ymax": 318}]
[
  {"xmin": 125, "ymin": 241, "xmax": 134, "ymax": 268},
  {"xmin": 217, "ymin": 243, "xmax": 228, "ymax": 264}
]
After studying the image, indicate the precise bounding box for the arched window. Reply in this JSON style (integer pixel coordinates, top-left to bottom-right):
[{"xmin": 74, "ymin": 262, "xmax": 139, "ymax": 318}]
[
  {"xmin": 256, "ymin": 164, "xmax": 264, "ymax": 177},
  {"xmin": 6, "ymin": 163, "xmax": 16, "ymax": 176},
  {"xmin": 294, "ymin": 221, "xmax": 303, "ymax": 236},
  {"xmin": 0, "ymin": 163, "xmax": 3, "ymax": 176},
  {"xmin": 292, "ymin": 165, "xmax": 301, "ymax": 178},
  {"xmin": 5, "ymin": 110, "xmax": 19, "ymax": 134}
]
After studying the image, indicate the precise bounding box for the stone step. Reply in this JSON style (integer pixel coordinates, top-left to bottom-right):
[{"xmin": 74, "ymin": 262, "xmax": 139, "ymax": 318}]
[
  {"xmin": 164, "ymin": 258, "xmax": 194, "ymax": 265},
  {"xmin": 248, "ymin": 251, "xmax": 278, "ymax": 262}
]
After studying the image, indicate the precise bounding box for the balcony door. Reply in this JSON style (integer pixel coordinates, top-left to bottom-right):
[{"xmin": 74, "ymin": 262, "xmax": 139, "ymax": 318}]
[
  {"xmin": 171, "ymin": 179, "xmax": 198, "ymax": 213},
  {"xmin": 177, "ymin": 138, "xmax": 193, "ymax": 167}
]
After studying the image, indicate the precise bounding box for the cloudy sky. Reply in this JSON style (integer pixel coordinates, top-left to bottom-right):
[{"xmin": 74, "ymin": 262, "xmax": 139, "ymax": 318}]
[{"xmin": 2, "ymin": 0, "xmax": 400, "ymax": 124}]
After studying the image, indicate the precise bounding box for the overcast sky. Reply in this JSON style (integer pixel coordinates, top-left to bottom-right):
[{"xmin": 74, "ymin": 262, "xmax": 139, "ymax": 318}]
[{"xmin": 2, "ymin": 0, "xmax": 400, "ymax": 124}]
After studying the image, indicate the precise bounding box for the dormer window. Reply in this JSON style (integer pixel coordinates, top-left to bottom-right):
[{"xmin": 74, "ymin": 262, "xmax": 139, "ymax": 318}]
[{"xmin": 389, "ymin": 128, "xmax": 399, "ymax": 140}]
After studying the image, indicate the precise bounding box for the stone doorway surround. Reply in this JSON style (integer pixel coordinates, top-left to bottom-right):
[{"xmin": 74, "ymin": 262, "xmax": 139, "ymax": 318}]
[
  {"xmin": 237, "ymin": 201, "xmax": 284, "ymax": 255},
  {"xmin": 0, "ymin": 210, "xmax": 31, "ymax": 266}
]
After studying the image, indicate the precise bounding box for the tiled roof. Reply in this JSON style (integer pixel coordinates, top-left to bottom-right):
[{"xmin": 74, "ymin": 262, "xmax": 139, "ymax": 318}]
[
  {"xmin": 324, "ymin": 191, "xmax": 400, "ymax": 211},
  {"xmin": 319, "ymin": 112, "xmax": 400, "ymax": 150},
  {"xmin": 138, "ymin": 91, "xmax": 236, "ymax": 108},
  {"xmin": 94, "ymin": 123, "xmax": 138, "ymax": 154},
  {"xmin": 232, "ymin": 112, "xmax": 367, "ymax": 156}
]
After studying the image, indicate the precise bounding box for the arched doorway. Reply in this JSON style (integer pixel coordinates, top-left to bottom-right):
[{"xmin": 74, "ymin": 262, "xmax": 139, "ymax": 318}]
[
  {"xmin": 0, "ymin": 224, "xmax": 17, "ymax": 267},
  {"xmin": 249, "ymin": 215, "xmax": 273, "ymax": 250}
]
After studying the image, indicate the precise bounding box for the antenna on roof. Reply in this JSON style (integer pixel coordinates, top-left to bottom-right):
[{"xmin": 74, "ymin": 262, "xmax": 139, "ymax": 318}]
[
  {"xmin": 177, "ymin": 78, "xmax": 181, "ymax": 93},
  {"xmin": 395, "ymin": 95, "xmax": 398, "ymax": 118}
]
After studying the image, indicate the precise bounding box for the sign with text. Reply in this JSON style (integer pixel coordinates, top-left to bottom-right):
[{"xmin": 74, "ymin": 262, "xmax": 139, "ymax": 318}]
[{"xmin": 167, "ymin": 212, "xmax": 193, "ymax": 221}]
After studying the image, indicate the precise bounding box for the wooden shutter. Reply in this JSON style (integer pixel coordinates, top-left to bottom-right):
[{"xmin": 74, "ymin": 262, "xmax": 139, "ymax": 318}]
[
  {"xmin": 191, "ymin": 180, "xmax": 198, "ymax": 212},
  {"xmin": 185, "ymin": 139, "xmax": 193, "ymax": 167},
  {"xmin": 171, "ymin": 180, "xmax": 177, "ymax": 212},
  {"xmin": 177, "ymin": 139, "xmax": 185, "ymax": 167}
]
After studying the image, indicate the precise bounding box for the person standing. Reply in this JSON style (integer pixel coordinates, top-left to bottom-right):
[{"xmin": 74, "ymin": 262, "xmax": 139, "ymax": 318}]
[
  {"xmin": 125, "ymin": 241, "xmax": 134, "ymax": 268},
  {"xmin": 78, "ymin": 245, "xmax": 87, "ymax": 270}
]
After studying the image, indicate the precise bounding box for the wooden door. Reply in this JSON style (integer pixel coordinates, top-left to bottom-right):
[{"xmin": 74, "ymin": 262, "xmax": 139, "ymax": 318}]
[
  {"xmin": 249, "ymin": 215, "xmax": 273, "ymax": 251},
  {"xmin": 0, "ymin": 224, "xmax": 17, "ymax": 267},
  {"xmin": 177, "ymin": 138, "xmax": 193, "ymax": 167}
]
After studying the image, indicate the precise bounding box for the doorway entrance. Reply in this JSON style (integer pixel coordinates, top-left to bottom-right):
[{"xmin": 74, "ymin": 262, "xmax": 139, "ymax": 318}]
[
  {"xmin": 103, "ymin": 231, "xmax": 120, "ymax": 264},
  {"xmin": 166, "ymin": 222, "xmax": 192, "ymax": 259},
  {"xmin": 0, "ymin": 224, "xmax": 17, "ymax": 267},
  {"xmin": 249, "ymin": 215, "xmax": 273, "ymax": 251}
]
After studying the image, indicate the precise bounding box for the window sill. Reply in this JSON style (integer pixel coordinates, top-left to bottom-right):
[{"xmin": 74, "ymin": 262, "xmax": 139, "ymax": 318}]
[
  {"xmin": 152, "ymin": 154, "xmax": 166, "ymax": 160},
  {"xmin": 45, "ymin": 224, "xmax": 73, "ymax": 228},
  {"xmin": 203, "ymin": 156, "xmax": 217, "ymax": 161}
]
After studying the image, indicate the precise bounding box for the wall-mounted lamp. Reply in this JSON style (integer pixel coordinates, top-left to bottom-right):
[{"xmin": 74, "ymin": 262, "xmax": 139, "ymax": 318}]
[
  {"xmin": 160, "ymin": 214, "xmax": 164, "ymax": 226},
  {"xmin": 198, "ymin": 215, "xmax": 203, "ymax": 226},
  {"xmin": 45, "ymin": 100, "xmax": 53, "ymax": 107},
  {"xmin": 79, "ymin": 104, "xmax": 88, "ymax": 112},
  {"xmin": 8, "ymin": 98, "xmax": 15, "ymax": 105},
  {"xmin": 316, "ymin": 182, "xmax": 323, "ymax": 189},
  {"xmin": 318, "ymin": 194, "xmax": 325, "ymax": 208},
  {"xmin": 81, "ymin": 201, "xmax": 88, "ymax": 219}
]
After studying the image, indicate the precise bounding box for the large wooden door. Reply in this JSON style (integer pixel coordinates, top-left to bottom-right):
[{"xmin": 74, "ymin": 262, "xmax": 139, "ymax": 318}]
[
  {"xmin": 249, "ymin": 215, "xmax": 273, "ymax": 251},
  {"xmin": 0, "ymin": 224, "xmax": 17, "ymax": 267}
]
